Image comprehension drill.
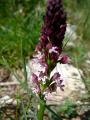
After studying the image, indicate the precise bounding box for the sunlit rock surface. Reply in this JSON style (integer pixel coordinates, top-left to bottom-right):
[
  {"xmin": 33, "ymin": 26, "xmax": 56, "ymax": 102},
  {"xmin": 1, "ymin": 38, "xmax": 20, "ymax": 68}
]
[
  {"xmin": 47, "ymin": 63, "xmax": 86, "ymax": 104},
  {"xmin": 64, "ymin": 24, "xmax": 77, "ymax": 48},
  {"xmin": 84, "ymin": 52, "xmax": 90, "ymax": 72}
]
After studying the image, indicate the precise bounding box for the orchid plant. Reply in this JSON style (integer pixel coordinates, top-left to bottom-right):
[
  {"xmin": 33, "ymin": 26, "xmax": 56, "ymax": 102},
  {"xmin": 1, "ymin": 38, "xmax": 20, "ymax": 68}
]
[{"xmin": 30, "ymin": 0, "xmax": 67, "ymax": 119}]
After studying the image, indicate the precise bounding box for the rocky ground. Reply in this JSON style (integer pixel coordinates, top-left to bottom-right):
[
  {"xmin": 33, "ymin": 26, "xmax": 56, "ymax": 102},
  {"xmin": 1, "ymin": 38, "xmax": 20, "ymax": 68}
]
[{"xmin": 0, "ymin": 60, "xmax": 90, "ymax": 119}]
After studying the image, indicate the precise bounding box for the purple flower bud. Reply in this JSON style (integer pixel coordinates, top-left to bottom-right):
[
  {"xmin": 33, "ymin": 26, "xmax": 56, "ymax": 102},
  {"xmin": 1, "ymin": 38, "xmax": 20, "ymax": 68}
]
[
  {"xmin": 50, "ymin": 52, "xmax": 59, "ymax": 61},
  {"xmin": 35, "ymin": 42, "xmax": 42, "ymax": 51},
  {"xmin": 40, "ymin": 34, "xmax": 48, "ymax": 46},
  {"xmin": 58, "ymin": 54, "xmax": 68, "ymax": 64},
  {"xmin": 46, "ymin": 43, "xmax": 52, "ymax": 49},
  {"xmin": 40, "ymin": 0, "xmax": 66, "ymax": 49}
]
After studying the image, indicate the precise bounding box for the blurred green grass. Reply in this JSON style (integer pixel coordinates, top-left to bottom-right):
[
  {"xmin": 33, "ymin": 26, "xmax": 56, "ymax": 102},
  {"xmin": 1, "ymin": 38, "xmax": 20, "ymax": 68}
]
[
  {"xmin": 63, "ymin": 0, "xmax": 90, "ymax": 93},
  {"xmin": 0, "ymin": 0, "xmax": 90, "ymax": 67},
  {"xmin": 0, "ymin": 0, "xmax": 45, "ymax": 67}
]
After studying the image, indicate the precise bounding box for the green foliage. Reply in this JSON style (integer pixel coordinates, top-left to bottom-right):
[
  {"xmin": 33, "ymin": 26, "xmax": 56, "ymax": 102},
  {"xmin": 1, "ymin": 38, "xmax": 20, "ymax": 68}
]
[
  {"xmin": 0, "ymin": 0, "xmax": 45, "ymax": 67},
  {"xmin": 0, "ymin": 0, "xmax": 90, "ymax": 68},
  {"xmin": 57, "ymin": 100, "xmax": 77, "ymax": 119},
  {"xmin": 49, "ymin": 100, "xmax": 77, "ymax": 120},
  {"xmin": 64, "ymin": 0, "xmax": 90, "ymax": 41},
  {"xmin": 63, "ymin": 0, "xmax": 90, "ymax": 99}
]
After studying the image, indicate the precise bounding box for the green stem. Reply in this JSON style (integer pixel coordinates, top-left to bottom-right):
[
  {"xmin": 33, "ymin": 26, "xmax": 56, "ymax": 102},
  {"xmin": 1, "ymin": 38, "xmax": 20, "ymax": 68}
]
[{"xmin": 37, "ymin": 99, "xmax": 45, "ymax": 120}]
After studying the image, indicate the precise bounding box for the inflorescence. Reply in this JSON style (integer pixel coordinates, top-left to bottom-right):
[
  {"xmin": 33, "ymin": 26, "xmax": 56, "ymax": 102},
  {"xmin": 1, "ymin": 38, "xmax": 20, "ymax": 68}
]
[{"xmin": 30, "ymin": 0, "xmax": 68, "ymax": 99}]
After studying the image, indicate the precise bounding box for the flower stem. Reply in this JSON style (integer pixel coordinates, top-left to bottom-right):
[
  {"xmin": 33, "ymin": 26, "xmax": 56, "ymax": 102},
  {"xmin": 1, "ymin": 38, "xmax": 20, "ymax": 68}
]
[{"xmin": 37, "ymin": 99, "xmax": 45, "ymax": 120}]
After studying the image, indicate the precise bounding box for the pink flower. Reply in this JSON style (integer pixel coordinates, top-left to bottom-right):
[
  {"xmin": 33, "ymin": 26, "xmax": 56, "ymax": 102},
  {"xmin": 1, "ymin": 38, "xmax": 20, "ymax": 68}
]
[
  {"xmin": 51, "ymin": 72, "xmax": 64, "ymax": 91},
  {"xmin": 31, "ymin": 73, "xmax": 38, "ymax": 84},
  {"xmin": 32, "ymin": 85, "xmax": 41, "ymax": 94},
  {"xmin": 51, "ymin": 72, "xmax": 60, "ymax": 81},
  {"xmin": 33, "ymin": 52, "xmax": 45, "ymax": 62},
  {"xmin": 49, "ymin": 46, "xmax": 59, "ymax": 54},
  {"xmin": 49, "ymin": 46, "xmax": 60, "ymax": 61}
]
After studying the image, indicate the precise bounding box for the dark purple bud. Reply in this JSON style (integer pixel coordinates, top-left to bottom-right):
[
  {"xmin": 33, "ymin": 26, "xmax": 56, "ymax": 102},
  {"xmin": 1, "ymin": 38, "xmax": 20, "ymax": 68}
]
[
  {"xmin": 40, "ymin": 34, "xmax": 48, "ymax": 46},
  {"xmin": 40, "ymin": 0, "xmax": 66, "ymax": 49},
  {"xmin": 35, "ymin": 42, "xmax": 42, "ymax": 51},
  {"xmin": 46, "ymin": 43, "xmax": 52, "ymax": 49},
  {"xmin": 60, "ymin": 24, "xmax": 66, "ymax": 29},
  {"xmin": 50, "ymin": 52, "xmax": 59, "ymax": 61},
  {"xmin": 58, "ymin": 54, "xmax": 68, "ymax": 64},
  {"xmin": 46, "ymin": 27, "xmax": 53, "ymax": 36}
]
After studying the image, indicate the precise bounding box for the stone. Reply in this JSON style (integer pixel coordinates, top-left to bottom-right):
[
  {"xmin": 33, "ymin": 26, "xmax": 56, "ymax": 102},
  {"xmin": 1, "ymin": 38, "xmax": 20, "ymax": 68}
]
[
  {"xmin": 0, "ymin": 95, "xmax": 17, "ymax": 108},
  {"xmin": 0, "ymin": 95, "xmax": 12, "ymax": 108},
  {"xmin": 47, "ymin": 63, "xmax": 86, "ymax": 104},
  {"xmin": 84, "ymin": 52, "xmax": 90, "ymax": 72},
  {"xmin": 65, "ymin": 24, "xmax": 77, "ymax": 41},
  {"xmin": 64, "ymin": 24, "xmax": 77, "ymax": 48},
  {"xmin": 0, "ymin": 68, "xmax": 10, "ymax": 82}
]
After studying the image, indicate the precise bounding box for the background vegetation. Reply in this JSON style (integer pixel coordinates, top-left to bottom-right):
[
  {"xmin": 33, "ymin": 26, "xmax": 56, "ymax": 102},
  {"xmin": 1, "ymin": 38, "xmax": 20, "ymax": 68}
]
[{"xmin": 0, "ymin": 0, "xmax": 90, "ymax": 66}]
